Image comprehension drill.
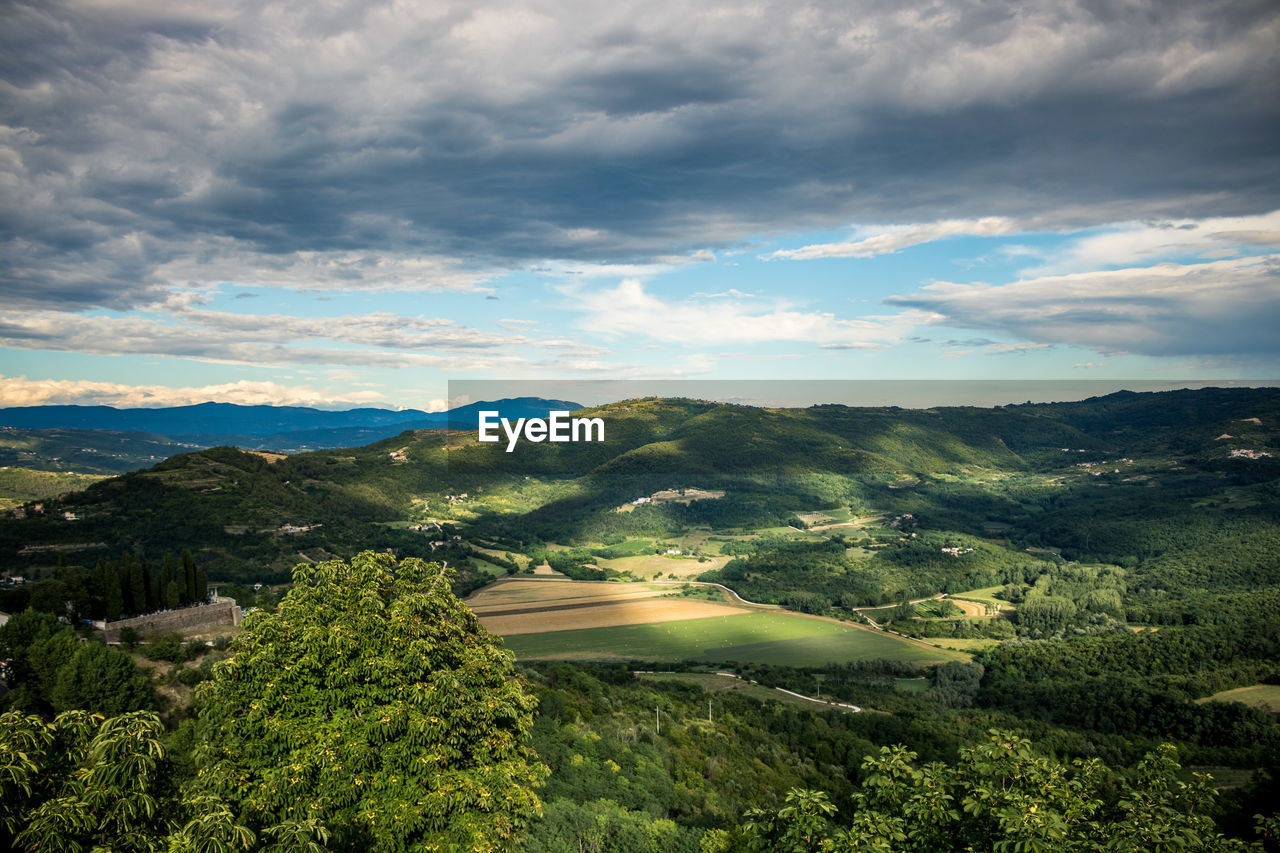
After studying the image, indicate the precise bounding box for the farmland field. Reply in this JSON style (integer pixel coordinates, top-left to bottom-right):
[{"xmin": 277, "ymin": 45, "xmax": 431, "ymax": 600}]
[
  {"xmin": 597, "ymin": 553, "xmax": 728, "ymax": 579},
  {"xmin": 498, "ymin": 610, "xmax": 964, "ymax": 665},
  {"xmin": 949, "ymin": 585, "xmax": 1016, "ymax": 614},
  {"xmin": 468, "ymin": 578, "xmax": 678, "ymax": 610},
  {"xmin": 1198, "ymin": 684, "xmax": 1280, "ymax": 713},
  {"xmin": 469, "ymin": 578, "xmax": 749, "ymax": 635},
  {"xmin": 480, "ymin": 598, "xmax": 749, "ymax": 636},
  {"xmin": 944, "ymin": 598, "xmax": 990, "ymax": 618}
]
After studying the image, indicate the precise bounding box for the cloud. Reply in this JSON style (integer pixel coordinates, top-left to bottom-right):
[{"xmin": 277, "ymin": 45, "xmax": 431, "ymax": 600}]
[
  {"xmin": 568, "ymin": 278, "xmax": 910, "ymax": 347},
  {"xmin": 0, "ymin": 375, "xmax": 389, "ymax": 409},
  {"xmin": 767, "ymin": 218, "xmax": 1020, "ymax": 260},
  {"xmin": 0, "ymin": 306, "xmax": 611, "ymax": 369},
  {"xmin": 983, "ymin": 342, "xmax": 1052, "ymax": 354},
  {"xmin": 1, "ymin": 0, "xmax": 1276, "ymax": 312},
  {"xmin": 690, "ymin": 288, "xmax": 757, "ymax": 299},
  {"xmin": 888, "ymin": 255, "xmax": 1280, "ymax": 358},
  {"xmin": 1020, "ymin": 211, "xmax": 1280, "ymax": 275}
]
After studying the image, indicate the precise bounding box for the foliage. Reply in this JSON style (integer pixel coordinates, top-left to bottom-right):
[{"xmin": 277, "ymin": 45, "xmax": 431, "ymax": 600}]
[
  {"xmin": 0, "ymin": 610, "xmax": 154, "ymax": 715},
  {"xmin": 736, "ymin": 730, "xmax": 1266, "ymax": 852},
  {"xmin": 193, "ymin": 551, "xmax": 548, "ymax": 852},
  {"xmin": 1, "ymin": 710, "xmax": 174, "ymax": 851},
  {"xmin": 0, "ymin": 710, "xmax": 335, "ymax": 853}
]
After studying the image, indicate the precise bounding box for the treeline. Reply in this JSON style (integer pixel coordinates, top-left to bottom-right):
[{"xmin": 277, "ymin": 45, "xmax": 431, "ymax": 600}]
[
  {"xmin": 1126, "ymin": 586, "xmax": 1280, "ymax": 626},
  {"xmin": 974, "ymin": 605, "xmax": 1280, "ymax": 760},
  {"xmin": 700, "ymin": 535, "xmax": 1053, "ymax": 609},
  {"xmin": 3, "ymin": 550, "xmax": 208, "ymax": 624},
  {"xmin": 978, "ymin": 620, "xmax": 1280, "ymax": 684}
]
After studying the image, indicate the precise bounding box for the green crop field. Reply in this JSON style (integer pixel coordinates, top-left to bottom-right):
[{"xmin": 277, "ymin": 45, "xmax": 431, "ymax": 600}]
[{"xmin": 498, "ymin": 611, "xmax": 964, "ymax": 665}]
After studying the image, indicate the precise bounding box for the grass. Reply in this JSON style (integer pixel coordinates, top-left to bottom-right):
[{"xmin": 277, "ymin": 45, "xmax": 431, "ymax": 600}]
[
  {"xmin": 499, "ymin": 611, "xmax": 964, "ymax": 666},
  {"xmin": 467, "ymin": 556, "xmax": 509, "ymax": 577},
  {"xmin": 1198, "ymin": 684, "xmax": 1280, "ymax": 713},
  {"xmin": 593, "ymin": 539, "xmax": 654, "ymax": 558},
  {"xmin": 949, "ymin": 585, "xmax": 1015, "ymax": 614},
  {"xmin": 596, "ymin": 554, "xmax": 725, "ymax": 579}
]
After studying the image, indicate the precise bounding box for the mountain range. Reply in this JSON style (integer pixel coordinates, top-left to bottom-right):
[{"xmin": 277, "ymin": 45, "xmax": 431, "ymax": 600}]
[{"xmin": 0, "ymin": 397, "xmax": 582, "ymax": 456}]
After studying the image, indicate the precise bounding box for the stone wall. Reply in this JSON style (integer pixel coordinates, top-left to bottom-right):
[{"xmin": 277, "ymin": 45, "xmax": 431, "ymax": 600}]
[{"xmin": 102, "ymin": 598, "xmax": 241, "ymax": 643}]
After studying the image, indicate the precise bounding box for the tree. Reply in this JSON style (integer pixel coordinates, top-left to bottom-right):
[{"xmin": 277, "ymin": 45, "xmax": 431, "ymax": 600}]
[
  {"xmin": 165, "ymin": 579, "xmax": 182, "ymax": 610},
  {"xmin": 733, "ymin": 730, "xmax": 1269, "ymax": 852},
  {"xmin": 1, "ymin": 710, "xmax": 185, "ymax": 851},
  {"xmin": 182, "ymin": 550, "xmax": 198, "ymax": 604},
  {"xmin": 0, "ymin": 710, "xmax": 322, "ymax": 852},
  {"xmin": 49, "ymin": 642, "xmax": 155, "ymax": 715},
  {"xmin": 194, "ymin": 551, "xmax": 548, "ymax": 851}
]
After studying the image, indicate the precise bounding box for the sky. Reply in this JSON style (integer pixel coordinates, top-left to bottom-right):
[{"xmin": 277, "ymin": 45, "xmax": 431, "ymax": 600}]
[{"xmin": 1, "ymin": 0, "xmax": 1277, "ymax": 411}]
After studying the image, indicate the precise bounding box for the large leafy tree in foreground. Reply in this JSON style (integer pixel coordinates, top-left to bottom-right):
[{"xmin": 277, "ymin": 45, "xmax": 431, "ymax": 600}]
[
  {"xmin": 726, "ymin": 730, "xmax": 1277, "ymax": 852},
  {"xmin": 194, "ymin": 551, "xmax": 547, "ymax": 851}
]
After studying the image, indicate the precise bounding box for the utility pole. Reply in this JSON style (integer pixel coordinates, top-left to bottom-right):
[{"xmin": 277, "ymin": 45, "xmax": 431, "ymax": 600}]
[
  {"xmin": 655, "ymin": 705, "xmax": 660, "ymax": 735},
  {"xmin": 708, "ymin": 699, "xmax": 712, "ymax": 723}
]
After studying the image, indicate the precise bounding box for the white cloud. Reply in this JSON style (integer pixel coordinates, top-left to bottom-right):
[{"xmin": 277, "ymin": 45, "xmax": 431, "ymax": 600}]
[
  {"xmin": 767, "ymin": 218, "xmax": 1020, "ymax": 260},
  {"xmin": 689, "ymin": 288, "xmax": 756, "ymax": 299},
  {"xmin": 153, "ymin": 249, "xmax": 497, "ymax": 295},
  {"xmin": 889, "ymin": 255, "xmax": 1280, "ymax": 358},
  {"xmin": 0, "ymin": 306, "xmax": 610, "ymax": 369},
  {"xmin": 983, "ymin": 342, "xmax": 1052, "ymax": 354},
  {"xmin": 1022, "ymin": 211, "xmax": 1280, "ymax": 275},
  {"xmin": 568, "ymin": 278, "xmax": 912, "ymax": 347},
  {"xmin": 0, "ymin": 375, "xmax": 388, "ymax": 409}
]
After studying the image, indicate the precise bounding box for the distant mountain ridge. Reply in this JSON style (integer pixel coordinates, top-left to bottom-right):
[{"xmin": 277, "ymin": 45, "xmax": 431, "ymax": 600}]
[{"xmin": 0, "ymin": 397, "xmax": 583, "ymax": 452}]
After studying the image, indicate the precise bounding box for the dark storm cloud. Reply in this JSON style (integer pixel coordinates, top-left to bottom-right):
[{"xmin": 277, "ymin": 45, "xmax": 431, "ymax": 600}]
[{"xmin": 2, "ymin": 0, "xmax": 1278, "ymax": 310}]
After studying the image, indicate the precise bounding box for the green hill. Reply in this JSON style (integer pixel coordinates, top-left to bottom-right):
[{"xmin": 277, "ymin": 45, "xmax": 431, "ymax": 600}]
[{"xmin": 0, "ymin": 388, "xmax": 1275, "ymax": 598}]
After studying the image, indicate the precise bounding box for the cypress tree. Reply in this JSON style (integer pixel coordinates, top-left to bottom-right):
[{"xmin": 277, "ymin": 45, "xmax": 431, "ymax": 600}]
[
  {"xmin": 126, "ymin": 554, "xmax": 146, "ymax": 616},
  {"xmin": 162, "ymin": 553, "xmax": 177, "ymax": 603},
  {"xmin": 164, "ymin": 580, "xmax": 181, "ymax": 611},
  {"xmin": 104, "ymin": 563, "xmax": 124, "ymax": 622},
  {"xmin": 146, "ymin": 556, "xmax": 162, "ymax": 612},
  {"xmin": 181, "ymin": 550, "xmax": 197, "ymax": 603}
]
